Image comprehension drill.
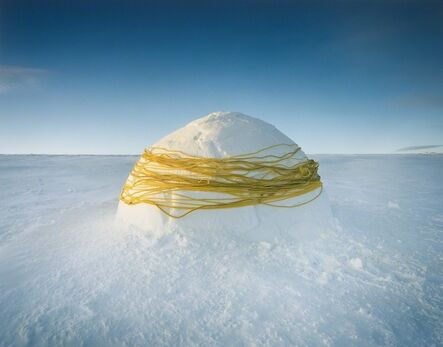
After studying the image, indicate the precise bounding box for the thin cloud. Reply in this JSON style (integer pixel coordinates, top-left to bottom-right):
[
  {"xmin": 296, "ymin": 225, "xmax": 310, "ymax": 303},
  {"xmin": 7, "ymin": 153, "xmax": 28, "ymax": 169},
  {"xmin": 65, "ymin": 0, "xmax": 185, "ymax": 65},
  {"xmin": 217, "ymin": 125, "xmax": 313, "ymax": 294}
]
[
  {"xmin": 0, "ymin": 65, "xmax": 49, "ymax": 94},
  {"xmin": 392, "ymin": 93, "xmax": 443, "ymax": 109}
]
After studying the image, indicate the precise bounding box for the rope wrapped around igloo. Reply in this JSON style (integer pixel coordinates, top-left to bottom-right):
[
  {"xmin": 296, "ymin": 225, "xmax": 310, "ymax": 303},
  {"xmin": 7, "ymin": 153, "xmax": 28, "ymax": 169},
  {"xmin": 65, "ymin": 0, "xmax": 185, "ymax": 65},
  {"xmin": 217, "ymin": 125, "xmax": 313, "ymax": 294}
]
[{"xmin": 120, "ymin": 143, "xmax": 322, "ymax": 218}]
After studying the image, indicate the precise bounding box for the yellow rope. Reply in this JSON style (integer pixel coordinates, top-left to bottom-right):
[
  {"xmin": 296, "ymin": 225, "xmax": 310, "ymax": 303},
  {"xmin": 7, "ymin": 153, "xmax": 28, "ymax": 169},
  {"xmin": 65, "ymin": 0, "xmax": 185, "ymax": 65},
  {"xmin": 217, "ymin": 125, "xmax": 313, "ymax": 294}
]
[{"xmin": 120, "ymin": 143, "xmax": 322, "ymax": 218}]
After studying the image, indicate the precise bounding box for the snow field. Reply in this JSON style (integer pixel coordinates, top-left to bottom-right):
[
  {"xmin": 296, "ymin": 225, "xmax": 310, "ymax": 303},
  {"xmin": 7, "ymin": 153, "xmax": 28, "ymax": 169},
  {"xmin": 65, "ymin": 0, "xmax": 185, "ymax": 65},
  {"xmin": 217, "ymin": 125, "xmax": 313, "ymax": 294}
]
[{"xmin": 0, "ymin": 154, "xmax": 442, "ymax": 346}]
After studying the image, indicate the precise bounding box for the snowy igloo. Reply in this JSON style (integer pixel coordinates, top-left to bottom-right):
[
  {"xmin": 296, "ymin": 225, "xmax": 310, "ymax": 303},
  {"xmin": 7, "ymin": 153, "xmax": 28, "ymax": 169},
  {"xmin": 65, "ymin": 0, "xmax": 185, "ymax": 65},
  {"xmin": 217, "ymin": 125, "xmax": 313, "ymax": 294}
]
[{"xmin": 117, "ymin": 112, "xmax": 332, "ymax": 240}]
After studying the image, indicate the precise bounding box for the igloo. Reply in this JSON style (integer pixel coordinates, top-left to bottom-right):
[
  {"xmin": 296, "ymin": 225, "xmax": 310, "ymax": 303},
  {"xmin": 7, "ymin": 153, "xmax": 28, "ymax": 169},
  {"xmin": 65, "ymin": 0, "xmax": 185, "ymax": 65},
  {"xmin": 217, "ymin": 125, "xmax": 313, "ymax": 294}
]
[{"xmin": 117, "ymin": 112, "xmax": 332, "ymax": 240}]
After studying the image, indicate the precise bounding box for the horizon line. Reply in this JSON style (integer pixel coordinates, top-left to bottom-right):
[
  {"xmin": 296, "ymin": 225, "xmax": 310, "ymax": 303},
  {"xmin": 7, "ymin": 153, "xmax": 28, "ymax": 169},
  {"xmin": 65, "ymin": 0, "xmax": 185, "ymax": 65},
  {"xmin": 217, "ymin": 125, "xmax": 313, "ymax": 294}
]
[{"xmin": 1, "ymin": 152, "xmax": 436, "ymax": 156}]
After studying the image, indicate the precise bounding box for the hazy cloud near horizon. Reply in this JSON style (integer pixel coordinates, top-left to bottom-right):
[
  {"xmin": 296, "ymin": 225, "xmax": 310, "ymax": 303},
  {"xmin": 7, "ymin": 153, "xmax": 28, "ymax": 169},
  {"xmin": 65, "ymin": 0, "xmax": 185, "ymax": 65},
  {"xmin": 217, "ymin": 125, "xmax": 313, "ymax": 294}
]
[{"xmin": 0, "ymin": 65, "xmax": 48, "ymax": 94}]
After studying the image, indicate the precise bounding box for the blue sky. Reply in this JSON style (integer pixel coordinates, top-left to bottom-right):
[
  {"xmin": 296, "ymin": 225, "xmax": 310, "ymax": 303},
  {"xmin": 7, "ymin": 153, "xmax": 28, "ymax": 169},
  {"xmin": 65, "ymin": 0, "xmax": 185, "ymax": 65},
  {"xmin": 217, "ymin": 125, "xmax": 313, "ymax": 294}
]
[{"xmin": 0, "ymin": 0, "xmax": 442, "ymax": 154}]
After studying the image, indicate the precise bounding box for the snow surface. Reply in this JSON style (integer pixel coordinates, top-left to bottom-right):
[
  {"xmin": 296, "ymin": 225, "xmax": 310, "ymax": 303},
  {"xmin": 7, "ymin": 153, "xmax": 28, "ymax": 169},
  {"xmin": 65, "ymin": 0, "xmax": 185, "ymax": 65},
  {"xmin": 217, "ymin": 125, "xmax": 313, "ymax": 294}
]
[
  {"xmin": 117, "ymin": 111, "xmax": 329, "ymax": 238},
  {"xmin": 0, "ymin": 154, "xmax": 442, "ymax": 346}
]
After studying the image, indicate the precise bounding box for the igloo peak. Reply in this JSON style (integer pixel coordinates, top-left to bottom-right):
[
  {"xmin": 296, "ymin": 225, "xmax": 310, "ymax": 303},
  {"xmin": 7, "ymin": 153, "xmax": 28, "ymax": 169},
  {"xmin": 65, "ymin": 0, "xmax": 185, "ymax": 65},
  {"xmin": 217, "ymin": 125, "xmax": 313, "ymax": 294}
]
[{"xmin": 156, "ymin": 111, "xmax": 306, "ymax": 159}]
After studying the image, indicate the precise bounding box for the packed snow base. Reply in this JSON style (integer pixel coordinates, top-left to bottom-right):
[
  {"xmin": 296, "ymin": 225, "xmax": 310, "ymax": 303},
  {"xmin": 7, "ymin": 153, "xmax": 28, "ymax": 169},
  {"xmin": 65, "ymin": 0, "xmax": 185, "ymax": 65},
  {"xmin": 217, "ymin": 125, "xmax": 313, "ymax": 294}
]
[{"xmin": 0, "ymin": 155, "xmax": 442, "ymax": 346}]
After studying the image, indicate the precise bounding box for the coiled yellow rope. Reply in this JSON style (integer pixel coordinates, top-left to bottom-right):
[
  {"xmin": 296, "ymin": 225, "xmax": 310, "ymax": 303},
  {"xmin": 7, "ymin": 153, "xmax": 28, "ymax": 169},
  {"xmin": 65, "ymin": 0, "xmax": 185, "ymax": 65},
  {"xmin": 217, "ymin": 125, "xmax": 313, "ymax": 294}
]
[{"xmin": 120, "ymin": 143, "xmax": 322, "ymax": 218}]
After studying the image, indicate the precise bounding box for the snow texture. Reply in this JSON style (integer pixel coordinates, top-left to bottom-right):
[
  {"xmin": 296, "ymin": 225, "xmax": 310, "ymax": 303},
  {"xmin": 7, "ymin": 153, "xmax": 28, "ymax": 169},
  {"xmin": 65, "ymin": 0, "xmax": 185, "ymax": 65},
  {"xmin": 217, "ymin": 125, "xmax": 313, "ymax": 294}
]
[
  {"xmin": 0, "ymin": 154, "xmax": 442, "ymax": 346},
  {"xmin": 117, "ymin": 112, "xmax": 330, "ymax": 239}
]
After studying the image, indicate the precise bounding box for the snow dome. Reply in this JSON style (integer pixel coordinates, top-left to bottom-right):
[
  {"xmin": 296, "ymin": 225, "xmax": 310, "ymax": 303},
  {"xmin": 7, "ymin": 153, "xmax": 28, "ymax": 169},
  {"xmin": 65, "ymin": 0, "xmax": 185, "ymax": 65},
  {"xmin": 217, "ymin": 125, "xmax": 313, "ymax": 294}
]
[{"xmin": 116, "ymin": 112, "xmax": 332, "ymax": 239}]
